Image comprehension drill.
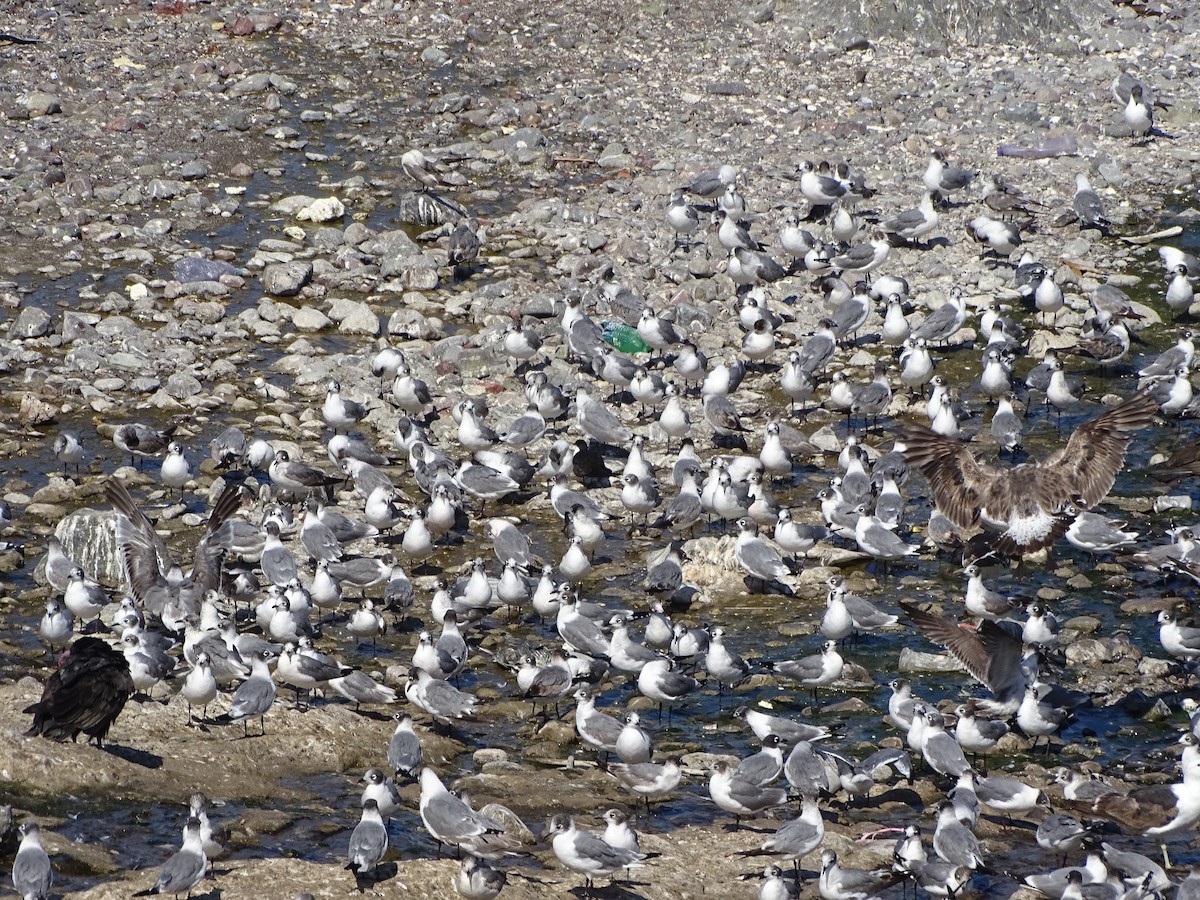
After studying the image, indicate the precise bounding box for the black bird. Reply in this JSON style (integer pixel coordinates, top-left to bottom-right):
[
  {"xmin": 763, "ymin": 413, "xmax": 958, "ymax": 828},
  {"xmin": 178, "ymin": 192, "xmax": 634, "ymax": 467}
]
[{"xmin": 24, "ymin": 637, "xmax": 134, "ymax": 747}]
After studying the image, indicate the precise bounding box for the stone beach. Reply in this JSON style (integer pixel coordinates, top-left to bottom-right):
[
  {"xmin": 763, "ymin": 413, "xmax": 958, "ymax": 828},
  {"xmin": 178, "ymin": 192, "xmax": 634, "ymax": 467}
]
[{"xmin": 1, "ymin": 0, "xmax": 1200, "ymax": 898}]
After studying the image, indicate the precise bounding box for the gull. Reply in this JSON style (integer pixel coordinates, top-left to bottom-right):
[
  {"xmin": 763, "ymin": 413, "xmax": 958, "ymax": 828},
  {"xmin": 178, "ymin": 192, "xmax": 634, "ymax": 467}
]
[
  {"xmin": 819, "ymin": 849, "xmax": 903, "ymax": 900},
  {"xmin": 735, "ymin": 517, "xmax": 789, "ymax": 588},
  {"xmin": 823, "ymin": 747, "xmax": 911, "ymax": 801},
  {"xmin": 967, "ymin": 215, "xmax": 1024, "ymax": 257},
  {"xmin": 1036, "ymin": 814, "xmax": 1092, "ymax": 861},
  {"xmin": 63, "ymin": 566, "xmax": 106, "ymax": 624},
  {"xmin": 954, "ymin": 700, "xmax": 1009, "ymax": 759},
  {"xmin": 638, "ymin": 306, "xmax": 684, "ymax": 352},
  {"xmin": 269, "ymin": 449, "xmax": 343, "ymax": 497},
  {"xmin": 976, "ymin": 774, "xmax": 1047, "ymax": 818},
  {"xmin": 1140, "ymin": 330, "xmax": 1195, "ymax": 379},
  {"xmin": 900, "ymin": 602, "xmax": 1028, "ymax": 715},
  {"xmin": 922, "ymin": 150, "xmax": 976, "ymax": 201},
  {"xmin": 548, "ymin": 814, "xmax": 646, "ymax": 890},
  {"xmin": 1073, "ymin": 173, "xmax": 1108, "ymax": 231},
  {"xmin": 768, "ymin": 640, "xmax": 843, "ymax": 705},
  {"xmin": 919, "ymin": 708, "xmax": 971, "ymax": 778},
  {"xmin": 1124, "ymin": 82, "xmax": 1153, "ymax": 139},
  {"xmin": 1016, "ymin": 683, "xmax": 1070, "ymax": 750},
  {"xmin": 361, "ymin": 769, "xmax": 403, "ymax": 818},
  {"xmin": 774, "ymin": 509, "xmax": 827, "ymax": 557},
  {"xmin": 714, "ymin": 208, "xmax": 762, "ymax": 251},
  {"xmin": 402, "ymin": 148, "xmax": 455, "ymax": 190},
  {"xmin": 855, "ymin": 514, "xmax": 918, "ymax": 567},
  {"xmin": 12, "ymin": 822, "xmax": 52, "ymax": 900},
  {"xmin": 605, "ymin": 755, "xmax": 683, "ymax": 808},
  {"xmin": 898, "ymin": 338, "xmax": 934, "ymax": 393},
  {"xmin": 406, "ymin": 667, "xmax": 477, "ymax": 727},
  {"xmin": 387, "ymin": 713, "xmax": 423, "ymax": 779},
  {"xmin": 576, "ymin": 386, "xmax": 632, "ymax": 445},
  {"xmin": 447, "ymin": 216, "xmax": 482, "ymax": 268},
  {"xmin": 148, "ymin": 817, "xmax": 207, "ymax": 899},
  {"xmin": 830, "ymin": 229, "xmax": 890, "ymax": 278},
  {"xmin": 224, "ymin": 648, "xmax": 276, "ymax": 737},
  {"xmin": 1088, "ymin": 752, "xmax": 1200, "ymax": 866},
  {"xmin": 666, "ymin": 187, "xmax": 700, "ymax": 250},
  {"xmin": 38, "ymin": 600, "xmax": 73, "ymax": 649},
  {"xmin": 1166, "ymin": 265, "xmax": 1195, "ymax": 316},
  {"xmin": 112, "ymin": 420, "xmax": 179, "ymax": 468},
  {"xmin": 521, "ymin": 649, "xmax": 574, "ymax": 717},
  {"xmin": 734, "ymin": 734, "xmax": 787, "ymax": 788},
  {"xmin": 705, "ymin": 626, "xmax": 750, "ymax": 691},
  {"xmin": 681, "ymin": 163, "xmax": 736, "ymax": 198},
  {"xmin": 370, "ymin": 344, "xmax": 406, "ymax": 391},
  {"xmin": 933, "ymin": 801, "xmax": 984, "ymax": 869},
  {"xmin": 574, "ymin": 688, "xmax": 624, "ymax": 757},
  {"xmin": 709, "ymin": 760, "xmax": 788, "ymax": 825},
  {"xmin": 785, "ymin": 740, "xmax": 836, "ymax": 798},
  {"xmin": 637, "ymin": 657, "xmax": 696, "ymax": 720},
  {"xmin": 912, "ymin": 290, "xmax": 966, "ymax": 345},
  {"xmin": 455, "ymin": 855, "xmax": 506, "ymax": 900},
  {"xmin": 616, "ymin": 712, "xmax": 653, "ymax": 764},
  {"xmin": 899, "ymin": 389, "xmax": 1156, "ymax": 557},
  {"xmin": 739, "ymin": 796, "xmax": 824, "ymax": 876},
  {"xmin": 736, "ymin": 706, "xmax": 833, "ymax": 749},
  {"xmin": 1156, "ymin": 609, "xmax": 1200, "ymax": 662},
  {"xmin": 323, "ymin": 379, "xmax": 369, "ymax": 433},
  {"xmin": 602, "ymin": 809, "xmax": 641, "ymax": 856},
  {"xmin": 53, "ymin": 430, "xmax": 85, "ymax": 476},
  {"xmin": 391, "ymin": 361, "xmax": 433, "ymax": 417},
  {"xmin": 609, "ymin": 616, "xmax": 661, "ymax": 675},
  {"xmin": 990, "ymin": 392, "xmax": 1023, "ymax": 455},
  {"xmin": 799, "ymin": 159, "xmax": 847, "ymax": 206},
  {"xmin": 881, "ymin": 192, "xmax": 939, "ymax": 245},
  {"xmin": 108, "ymin": 478, "xmax": 240, "ymax": 620},
  {"xmin": 346, "ymin": 799, "xmax": 389, "ymax": 889},
  {"xmin": 154, "ymin": 441, "xmax": 192, "ymax": 496},
  {"xmin": 821, "ymin": 576, "xmax": 897, "ymax": 639}
]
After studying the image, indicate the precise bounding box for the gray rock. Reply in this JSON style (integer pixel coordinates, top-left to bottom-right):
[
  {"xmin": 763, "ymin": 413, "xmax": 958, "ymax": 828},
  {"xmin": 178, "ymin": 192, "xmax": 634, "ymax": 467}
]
[
  {"xmin": 261, "ymin": 261, "xmax": 313, "ymax": 297},
  {"xmin": 174, "ymin": 258, "xmax": 237, "ymax": 283},
  {"xmin": 20, "ymin": 91, "xmax": 61, "ymax": 117},
  {"xmin": 292, "ymin": 306, "xmax": 331, "ymax": 331},
  {"xmin": 9, "ymin": 306, "xmax": 52, "ymax": 339},
  {"xmin": 164, "ymin": 372, "xmax": 203, "ymax": 399},
  {"xmin": 328, "ymin": 298, "xmax": 379, "ymax": 336},
  {"xmin": 53, "ymin": 508, "xmax": 124, "ymax": 587},
  {"xmin": 227, "ymin": 73, "xmax": 272, "ymax": 95},
  {"xmin": 178, "ymin": 160, "xmax": 210, "ymax": 180},
  {"xmin": 147, "ymin": 179, "xmax": 188, "ymax": 200}
]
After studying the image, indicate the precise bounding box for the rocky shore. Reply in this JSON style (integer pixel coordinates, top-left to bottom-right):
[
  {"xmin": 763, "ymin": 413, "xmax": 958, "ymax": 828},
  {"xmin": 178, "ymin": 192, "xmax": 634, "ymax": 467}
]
[{"xmin": 2, "ymin": 0, "xmax": 1200, "ymax": 898}]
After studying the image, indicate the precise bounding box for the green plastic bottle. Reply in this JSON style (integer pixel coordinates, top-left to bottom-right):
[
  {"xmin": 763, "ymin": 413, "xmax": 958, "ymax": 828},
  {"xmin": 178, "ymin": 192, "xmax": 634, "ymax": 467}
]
[{"xmin": 601, "ymin": 322, "xmax": 650, "ymax": 354}]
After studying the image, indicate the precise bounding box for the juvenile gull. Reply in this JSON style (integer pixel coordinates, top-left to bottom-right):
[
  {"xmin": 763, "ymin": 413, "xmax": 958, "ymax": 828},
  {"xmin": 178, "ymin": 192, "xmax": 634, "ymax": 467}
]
[{"xmin": 900, "ymin": 389, "xmax": 1157, "ymax": 556}]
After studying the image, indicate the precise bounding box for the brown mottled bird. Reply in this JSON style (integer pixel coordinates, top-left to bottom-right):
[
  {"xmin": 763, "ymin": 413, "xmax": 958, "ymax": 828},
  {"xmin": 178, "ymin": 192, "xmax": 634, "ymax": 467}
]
[
  {"xmin": 900, "ymin": 388, "xmax": 1156, "ymax": 557},
  {"xmin": 25, "ymin": 637, "xmax": 134, "ymax": 747}
]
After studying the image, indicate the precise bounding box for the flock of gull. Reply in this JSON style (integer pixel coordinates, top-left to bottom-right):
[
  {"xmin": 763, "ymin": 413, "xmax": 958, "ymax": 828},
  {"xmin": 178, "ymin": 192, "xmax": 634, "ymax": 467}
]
[{"xmin": 10, "ymin": 71, "xmax": 1200, "ymax": 900}]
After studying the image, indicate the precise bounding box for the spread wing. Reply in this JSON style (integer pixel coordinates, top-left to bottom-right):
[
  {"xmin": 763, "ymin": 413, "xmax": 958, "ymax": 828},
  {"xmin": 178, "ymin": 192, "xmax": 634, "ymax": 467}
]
[
  {"xmin": 896, "ymin": 425, "xmax": 994, "ymax": 529},
  {"xmin": 900, "ymin": 602, "xmax": 1025, "ymax": 704},
  {"xmin": 1042, "ymin": 388, "xmax": 1157, "ymax": 509}
]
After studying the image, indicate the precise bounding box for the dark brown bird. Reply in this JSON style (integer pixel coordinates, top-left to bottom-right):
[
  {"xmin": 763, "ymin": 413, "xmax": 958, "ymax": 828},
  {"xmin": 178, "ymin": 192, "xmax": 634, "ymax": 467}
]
[
  {"xmin": 25, "ymin": 637, "xmax": 134, "ymax": 747},
  {"xmin": 900, "ymin": 389, "xmax": 1156, "ymax": 556}
]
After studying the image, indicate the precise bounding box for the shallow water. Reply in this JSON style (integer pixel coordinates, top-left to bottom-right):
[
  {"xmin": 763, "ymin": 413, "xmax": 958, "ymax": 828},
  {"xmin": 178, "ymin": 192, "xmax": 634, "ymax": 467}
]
[{"xmin": 4, "ymin": 139, "xmax": 1200, "ymax": 895}]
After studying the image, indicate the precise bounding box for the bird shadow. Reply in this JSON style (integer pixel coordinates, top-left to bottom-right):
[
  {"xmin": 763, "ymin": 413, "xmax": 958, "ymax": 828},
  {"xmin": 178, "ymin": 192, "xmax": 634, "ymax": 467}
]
[
  {"xmin": 102, "ymin": 743, "xmax": 163, "ymax": 769},
  {"xmin": 567, "ymin": 880, "xmax": 650, "ymax": 899},
  {"xmin": 353, "ymin": 861, "xmax": 400, "ymax": 892}
]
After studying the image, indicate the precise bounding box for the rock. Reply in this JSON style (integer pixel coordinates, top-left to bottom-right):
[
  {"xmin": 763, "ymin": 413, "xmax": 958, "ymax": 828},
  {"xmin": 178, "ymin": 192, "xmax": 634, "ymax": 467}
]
[
  {"xmin": 52, "ymin": 509, "xmax": 124, "ymax": 586},
  {"xmin": 261, "ymin": 262, "xmax": 313, "ymax": 297},
  {"xmin": 18, "ymin": 393, "xmax": 57, "ymax": 424},
  {"xmin": 291, "ymin": 306, "xmax": 331, "ymax": 331},
  {"xmin": 9, "ymin": 306, "xmax": 52, "ymax": 338},
  {"xmin": 20, "ymin": 91, "xmax": 61, "ymax": 117},
  {"xmin": 296, "ymin": 197, "xmax": 346, "ymax": 223},
  {"xmin": 174, "ymin": 258, "xmax": 237, "ymax": 283},
  {"xmin": 898, "ymin": 648, "xmax": 964, "ymax": 674},
  {"xmin": 327, "ymin": 298, "xmax": 379, "ymax": 335}
]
